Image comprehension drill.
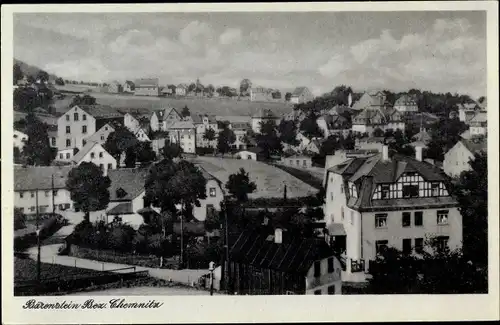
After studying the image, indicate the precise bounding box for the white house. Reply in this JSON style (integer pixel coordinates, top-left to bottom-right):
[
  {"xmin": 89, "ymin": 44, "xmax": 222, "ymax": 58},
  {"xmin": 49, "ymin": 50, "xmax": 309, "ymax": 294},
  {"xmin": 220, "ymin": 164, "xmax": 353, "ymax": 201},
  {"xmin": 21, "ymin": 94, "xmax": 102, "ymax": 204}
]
[
  {"xmin": 192, "ymin": 114, "xmax": 218, "ymax": 149},
  {"xmin": 71, "ymin": 142, "xmax": 117, "ymax": 176},
  {"xmin": 14, "ymin": 166, "xmax": 74, "ymax": 215},
  {"xmin": 176, "ymin": 84, "xmax": 188, "ymax": 96},
  {"xmin": 168, "ymin": 121, "xmax": 197, "ymax": 154},
  {"xmin": 251, "ymin": 109, "xmax": 280, "ymax": 134},
  {"xmin": 236, "ymin": 147, "xmax": 263, "ymax": 161},
  {"xmin": 468, "ymin": 112, "xmax": 487, "ymax": 137},
  {"xmin": 289, "ymin": 87, "xmax": 315, "ymax": 104},
  {"xmin": 14, "ymin": 130, "xmax": 28, "ymax": 150},
  {"xmin": 443, "ymin": 138, "xmax": 487, "ymax": 178},
  {"xmin": 150, "ymin": 107, "xmax": 182, "ymax": 132},
  {"xmin": 123, "ymin": 81, "xmax": 135, "ymax": 93},
  {"xmin": 394, "ymin": 94, "xmax": 419, "ymax": 113},
  {"xmin": 85, "ymin": 123, "xmax": 116, "ymax": 146},
  {"xmin": 191, "ymin": 167, "xmax": 225, "ymax": 222},
  {"xmin": 133, "ymin": 127, "xmax": 150, "ymax": 142}
]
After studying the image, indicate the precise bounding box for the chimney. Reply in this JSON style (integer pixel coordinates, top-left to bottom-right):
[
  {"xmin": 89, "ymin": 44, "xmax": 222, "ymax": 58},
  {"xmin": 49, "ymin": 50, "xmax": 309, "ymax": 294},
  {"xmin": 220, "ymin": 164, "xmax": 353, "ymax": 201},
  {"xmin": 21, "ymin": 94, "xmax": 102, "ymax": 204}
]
[
  {"xmin": 415, "ymin": 146, "xmax": 423, "ymax": 162},
  {"xmin": 274, "ymin": 228, "xmax": 283, "ymax": 244},
  {"xmin": 382, "ymin": 145, "xmax": 389, "ymax": 161}
]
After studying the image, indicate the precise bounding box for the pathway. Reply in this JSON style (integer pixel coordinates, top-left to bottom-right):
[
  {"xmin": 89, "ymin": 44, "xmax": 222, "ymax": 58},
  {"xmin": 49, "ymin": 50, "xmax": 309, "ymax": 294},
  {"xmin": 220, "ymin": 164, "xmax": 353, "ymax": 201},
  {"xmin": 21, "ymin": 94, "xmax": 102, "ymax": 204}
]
[{"xmin": 26, "ymin": 244, "xmax": 209, "ymax": 285}]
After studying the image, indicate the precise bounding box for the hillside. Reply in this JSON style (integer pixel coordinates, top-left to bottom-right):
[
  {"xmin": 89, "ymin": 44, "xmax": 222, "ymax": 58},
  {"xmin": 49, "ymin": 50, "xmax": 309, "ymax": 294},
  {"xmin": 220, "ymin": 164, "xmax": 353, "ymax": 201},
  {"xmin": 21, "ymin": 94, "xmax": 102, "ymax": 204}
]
[{"xmin": 14, "ymin": 59, "xmax": 58, "ymax": 80}]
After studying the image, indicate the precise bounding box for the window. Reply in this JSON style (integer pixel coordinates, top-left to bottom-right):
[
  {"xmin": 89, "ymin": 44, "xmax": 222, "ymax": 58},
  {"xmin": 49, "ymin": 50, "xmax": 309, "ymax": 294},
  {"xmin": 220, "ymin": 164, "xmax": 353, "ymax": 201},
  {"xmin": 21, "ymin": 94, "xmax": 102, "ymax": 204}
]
[
  {"xmin": 53, "ymin": 190, "xmax": 58, "ymax": 196},
  {"xmin": 99, "ymin": 164, "xmax": 104, "ymax": 171},
  {"xmin": 82, "ymin": 125, "xmax": 87, "ymax": 134},
  {"xmin": 209, "ymin": 187, "xmax": 217, "ymax": 197},
  {"xmin": 375, "ymin": 214, "xmax": 387, "ymax": 228},
  {"xmin": 341, "ymin": 206, "xmax": 344, "ymax": 221},
  {"xmin": 90, "ymin": 152, "xmax": 95, "ymax": 159},
  {"xmin": 66, "ymin": 126, "xmax": 71, "ymax": 134},
  {"xmin": 381, "ymin": 185, "xmax": 390, "ymax": 199},
  {"xmin": 51, "ymin": 137, "xmax": 56, "ymax": 146},
  {"xmin": 402, "ymin": 238, "xmax": 412, "ymax": 254},
  {"xmin": 66, "ymin": 139, "xmax": 71, "ymax": 147},
  {"xmin": 303, "ymin": 160, "xmax": 307, "ymax": 167},
  {"xmin": 105, "ymin": 126, "xmax": 108, "ymax": 131},
  {"xmin": 415, "ymin": 238, "xmax": 424, "ymax": 253},
  {"xmin": 327, "ymin": 257, "xmax": 334, "ymax": 273},
  {"xmin": 327, "ymin": 285, "xmax": 336, "ymax": 295},
  {"xmin": 29, "ymin": 206, "xmax": 35, "ymax": 212},
  {"xmin": 402, "ymin": 212, "xmax": 411, "ymax": 227},
  {"xmin": 330, "ymin": 192, "xmax": 333, "ymax": 201},
  {"xmin": 314, "ymin": 290, "xmax": 322, "ymax": 295},
  {"xmin": 314, "ymin": 261, "xmax": 321, "ymax": 277},
  {"xmin": 74, "ymin": 112, "xmax": 79, "ymax": 121},
  {"xmin": 20, "ymin": 192, "xmax": 24, "ymax": 198},
  {"xmin": 45, "ymin": 190, "xmax": 50, "ymax": 197},
  {"xmin": 296, "ymin": 160, "xmax": 300, "ymax": 166},
  {"xmin": 376, "ymin": 240, "xmax": 389, "ymax": 255},
  {"xmin": 108, "ymin": 163, "xmax": 112, "ymax": 170},
  {"xmin": 66, "ymin": 153, "xmax": 70, "ymax": 159},
  {"xmin": 30, "ymin": 191, "xmax": 35, "ymax": 198},
  {"xmin": 340, "ymin": 185, "xmax": 343, "ymax": 193},
  {"xmin": 101, "ymin": 135, "xmax": 105, "ymax": 141},
  {"xmin": 414, "ymin": 211, "xmax": 423, "ymax": 226},
  {"xmin": 403, "ymin": 184, "xmax": 419, "ymax": 198},
  {"xmin": 83, "ymin": 114, "xmax": 86, "ymax": 121},
  {"xmin": 82, "ymin": 139, "xmax": 86, "ymax": 147},
  {"xmin": 99, "ymin": 152, "xmax": 103, "ymax": 158},
  {"xmin": 436, "ymin": 236, "xmax": 449, "ymax": 252},
  {"xmin": 437, "ymin": 210, "xmax": 449, "ymax": 225},
  {"xmin": 19, "ymin": 207, "xmax": 24, "ymax": 213},
  {"xmin": 431, "ymin": 182, "xmax": 440, "ymax": 196},
  {"xmin": 66, "ymin": 115, "xmax": 70, "ymax": 121}
]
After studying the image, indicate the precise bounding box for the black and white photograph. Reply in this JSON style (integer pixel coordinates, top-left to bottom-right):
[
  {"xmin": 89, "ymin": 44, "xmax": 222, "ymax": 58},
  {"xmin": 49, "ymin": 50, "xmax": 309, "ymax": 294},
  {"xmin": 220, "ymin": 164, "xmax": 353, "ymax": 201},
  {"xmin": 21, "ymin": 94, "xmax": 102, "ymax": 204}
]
[{"xmin": 2, "ymin": 2, "xmax": 499, "ymax": 323}]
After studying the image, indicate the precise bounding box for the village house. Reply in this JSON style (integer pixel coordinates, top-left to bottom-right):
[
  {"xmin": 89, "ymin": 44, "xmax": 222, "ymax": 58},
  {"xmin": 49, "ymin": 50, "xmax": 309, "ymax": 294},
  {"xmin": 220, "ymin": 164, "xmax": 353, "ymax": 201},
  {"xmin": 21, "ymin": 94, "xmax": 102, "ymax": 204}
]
[
  {"xmin": 14, "ymin": 166, "xmax": 74, "ymax": 215},
  {"xmin": 323, "ymin": 146, "xmax": 462, "ymax": 282},
  {"xmin": 160, "ymin": 87, "xmax": 173, "ymax": 97},
  {"xmin": 47, "ymin": 127, "xmax": 58, "ymax": 148},
  {"xmin": 251, "ymin": 109, "xmax": 280, "ymax": 134},
  {"xmin": 14, "ymin": 129, "xmax": 28, "ymax": 150},
  {"xmin": 305, "ymin": 139, "xmax": 322, "ymax": 154},
  {"xmin": 229, "ymin": 122, "xmax": 251, "ymax": 150},
  {"xmin": 168, "ymin": 121, "xmax": 197, "ymax": 154},
  {"xmin": 351, "ymin": 91, "xmax": 391, "ymax": 111},
  {"xmin": 443, "ymin": 138, "xmax": 487, "ymax": 178},
  {"xmin": 123, "ymin": 80, "xmax": 135, "ymax": 93},
  {"xmin": 176, "ymin": 84, "xmax": 188, "ymax": 96},
  {"xmin": 316, "ymin": 114, "xmax": 350, "ymax": 138},
  {"xmin": 133, "ymin": 78, "xmax": 160, "ymax": 97},
  {"xmin": 226, "ymin": 228, "xmax": 342, "ymax": 295},
  {"xmin": 192, "ymin": 114, "xmax": 218, "ymax": 149},
  {"xmin": 150, "ymin": 107, "xmax": 182, "ymax": 132},
  {"xmin": 355, "ymin": 136, "xmax": 385, "ymax": 152},
  {"xmin": 56, "ymin": 104, "xmax": 124, "ymax": 161},
  {"xmin": 457, "ymin": 102, "xmax": 485, "ymax": 123},
  {"xmin": 235, "ymin": 147, "xmax": 264, "ymax": 161},
  {"xmin": 394, "ymin": 94, "xmax": 419, "ymax": 113},
  {"xmin": 290, "ymin": 87, "xmax": 315, "ymax": 104},
  {"xmin": 279, "ymin": 155, "xmax": 313, "ymax": 168},
  {"xmin": 191, "ymin": 167, "xmax": 225, "ymax": 222},
  {"xmin": 249, "ymin": 87, "xmax": 273, "ymax": 102},
  {"xmin": 351, "ymin": 107, "xmax": 405, "ymax": 135},
  {"xmin": 106, "ymin": 168, "xmax": 153, "ymax": 229},
  {"xmin": 107, "ymin": 81, "xmax": 123, "ymax": 94},
  {"xmin": 70, "ymin": 141, "xmax": 117, "ymax": 176},
  {"xmin": 85, "ymin": 123, "xmax": 116, "ymax": 146},
  {"xmin": 404, "ymin": 112, "xmax": 440, "ymax": 133},
  {"xmin": 409, "ymin": 129, "xmax": 432, "ymax": 149},
  {"xmin": 468, "ymin": 111, "xmax": 487, "ymax": 137}
]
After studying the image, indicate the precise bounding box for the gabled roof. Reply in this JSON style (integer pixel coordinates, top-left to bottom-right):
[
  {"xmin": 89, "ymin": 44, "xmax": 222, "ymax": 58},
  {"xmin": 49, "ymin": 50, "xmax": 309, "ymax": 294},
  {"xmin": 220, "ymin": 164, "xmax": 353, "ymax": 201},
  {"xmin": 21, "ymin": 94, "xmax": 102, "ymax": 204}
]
[
  {"xmin": 107, "ymin": 202, "xmax": 134, "ymax": 215},
  {"xmin": 76, "ymin": 105, "xmax": 124, "ymax": 119},
  {"xmin": 469, "ymin": 111, "xmax": 487, "ymax": 124},
  {"xmin": 86, "ymin": 123, "xmax": 116, "ymax": 143},
  {"xmin": 134, "ymin": 78, "xmax": 159, "ymax": 87},
  {"xmin": 291, "ymin": 86, "xmax": 310, "ymax": 96},
  {"xmin": 14, "ymin": 166, "xmax": 73, "ymax": 191},
  {"xmin": 125, "ymin": 80, "xmax": 135, "ymax": 87},
  {"xmin": 229, "ymin": 228, "xmax": 334, "ymax": 275},
  {"xmin": 168, "ymin": 121, "xmax": 195, "ymax": 129},
  {"xmin": 153, "ymin": 107, "xmax": 181, "ymax": 122},
  {"xmin": 177, "ymin": 83, "xmax": 188, "ymax": 89},
  {"xmin": 351, "ymin": 92, "xmax": 389, "ymax": 110},
  {"xmin": 71, "ymin": 142, "xmax": 101, "ymax": 163},
  {"xmin": 191, "ymin": 114, "xmax": 217, "ymax": 124},
  {"xmin": 460, "ymin": 138, "xmax": 487, "ymax": 154},
  {"xmin": 107, "ymin": 168, "xmax": 149, "ymax": 201},
  {"xmin": 394, "ymin": 94, "xmax": 417, "ymax": 106}
]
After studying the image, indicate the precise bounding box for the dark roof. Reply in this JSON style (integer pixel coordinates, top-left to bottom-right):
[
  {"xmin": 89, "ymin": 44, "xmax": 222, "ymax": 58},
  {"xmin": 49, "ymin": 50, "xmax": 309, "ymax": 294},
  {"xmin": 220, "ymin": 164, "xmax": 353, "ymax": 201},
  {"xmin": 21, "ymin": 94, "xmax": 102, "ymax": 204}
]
[
  {"xmin": 291, "ymin": 86, "xmax": 309, "ymax": 96},
  {"xmin": 107, "ymin": 168, "xmax": 149, "ymax": 201},
  {"xmin": 77, "ymin": 105, "xmax": 124, "ymax": 119},
  {"xmin": 394, "ymin": 94, "xmax": 417, "ymax": 106},
  {"xmin": 107, "ymin": 202, "xmax": 134, "ymax": 215},
  {"xmin": 229, "ymin": 228, "xmax": 334, "ymax": 275},
  {"xmin": 14, "ymin": 166, "xmax": 73, "ymax": 191},
  {"xmin": 252, "ymin": 108, "xmax": 277, "ymax": 119},
  {"xmin": 191, "ymin": 114, "xmax": 217, "ymax": 124},
  {"xmin": 231, "ymin": 122, "xmax": 250, "ymax": 130},
  {"xmin": 461, "ymin": 138, "xmax": 487, "ymax": 154}
]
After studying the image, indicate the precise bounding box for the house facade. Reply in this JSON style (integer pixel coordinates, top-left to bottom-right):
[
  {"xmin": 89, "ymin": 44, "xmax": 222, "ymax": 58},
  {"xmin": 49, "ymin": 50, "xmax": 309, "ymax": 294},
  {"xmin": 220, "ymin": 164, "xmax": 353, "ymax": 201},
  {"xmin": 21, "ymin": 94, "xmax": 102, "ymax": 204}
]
[
  {"xmin": 468, "ymin": 112, "xmax": 487, "ymax": 137},
  {"xmin": 134, "ymin": 78, "xmax": 160, "ymax": 97},
  {"xmin": 351, "ymin": 91, "xmax": 391, "ymax": 111},
  {"xmin": 324, "ymin": 146, "xmax": 462, "ymax": 282},
  {"xmin": 250, "ymin": 87, "xmax": 273, "ymax": 102},
  {"xmin": 14, "ymin": 166, "xmax": 74, "ymax": 215},
  {"xmin": 108, "ymin": 81, "xmax": 123, "ymax": 94},
  {"xmin": 71, "ymin": 142, "xmax": 117, "ymax": 176},
  {"xmin": 123, "ymin": 81, "xmax": 135, "ymax": 93},
  {"xmin": 352, "ymin": 107, "xmax": 405, "ymax": 135},
  {"xmin": 56, "ymin": 105, "xmax": 97, "ymax": 152},
  {"xmin": 85, "ymin": 123, "xmax": 116, "ymax": 146},
  {"xmin": 168, "ymin": 121, "xmax": 196, "ymax": 153},
  {"xmin": 191, "ymin": 168, "xmax": 225, "ymax": 222},
  {"xmin": 394, "ymin": 94, "xmax": 419, "ymax": 113},
  {"xmin": 176, "ymin": 84, "xmax": 187, "ymax": 96},
  {"xmin": 443, "ymin": 138, "xmax": 487, "ymax": 178},
  {"xmin": 229, "ymin": 122, "xmax": 250, "ymax": 150},
  {"xmin": 290, "ymin": 87, "xmax": 314, "ymax": 104},
  {"xmin": 226, "ymin": 228, "xmax": 342, "ymax": 295},
  {"xmin": 279, "ymin": 155, "xmax": 313, "ymax": 168},
  {"xmin": 251, "ymin": 109, "xmax": 280, "ymax": 134},
  {"xmin": 192, "ymin": 114, "xmax": 218, "ymax": 149},
  {"xmin": 150, "ymin": 107, "xmax": 182, "ymax": 132},
  {"xmin": 316, "ymin": 114, "xmax": 350, "ymax": 138}
]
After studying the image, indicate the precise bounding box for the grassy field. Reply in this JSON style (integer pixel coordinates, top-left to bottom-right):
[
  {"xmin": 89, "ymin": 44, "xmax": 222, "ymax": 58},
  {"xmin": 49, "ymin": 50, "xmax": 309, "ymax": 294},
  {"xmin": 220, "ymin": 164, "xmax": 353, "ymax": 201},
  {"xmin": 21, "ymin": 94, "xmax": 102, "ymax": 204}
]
[
  {"xmin": 190, "ymin": 156, "xmax": 318, "ymax": 199},
  {"xmin": 14, "ymin": 257, "xmax": 105, "ymax": 283},
  {"xmin": 272, "ymin": 164, "xmax": 324, "ymax": 190},
  {"xmin": 52, "ymin": 91, "xmax": 293, "ymax": 117}
]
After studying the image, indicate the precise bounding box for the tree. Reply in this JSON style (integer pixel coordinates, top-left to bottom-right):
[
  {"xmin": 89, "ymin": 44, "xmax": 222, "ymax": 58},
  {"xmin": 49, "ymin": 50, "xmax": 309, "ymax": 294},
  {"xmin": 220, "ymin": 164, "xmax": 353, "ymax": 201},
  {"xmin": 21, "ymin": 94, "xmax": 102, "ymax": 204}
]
[
  {"xmin": 188, "ymin": 83, "xmax": 196, "ymax": 93},
  {"xmin": 426, "ymin": 118, "xmax": 468, "ymax": 161},
  {"xmin": 453, "ymin": 151, "xmax": 488, "ymax": 266},
  {"xmin": 162, "ymin": 142, "xmax": 182, "ymax": 160},
  {"xmin": 203, "ymin": 128, "xmax": 217, "ymax": 154},
  {"xmin": 195, "ymin": 78, "xmax": 204, "ymax": 93},
  {"xmin": 167, "ymin": 84, "xmax": 176, "ymax": 94},
  {"xmin": 14, "ymin": 146, "xmax": 23, "ymax": 164},
  {"xmin": 124, "ymin": 146, "xmax": 137, "ymax": 168},
  {"xmin": 477, "ymin": 96, "xmax": 486, "ymax": 104},
  {"xmin": 13, "ymin": 63, "xmax": 23, "ymax": 84},
  {"xmin": 329, "ymin": 85, "xmax": 353, "ymax": 106},
  {"xmin": 285, "ymin": 92, "xmax": 292, "ymax": 102},
  {"xmin": 206, "ymin": 84, "xmax": 215, "ymax": 95},
  {"xmin": 256, "ymin": 120, "xmax": 282, "ymax": 158},
  {"xmin": 217, "ymin": 125, "xmax": 236, "ymax": 155},
  {"xmin": 278, "ymin": 120, "xmax": 299, "ymax": 146},
  {"xmin": 239, "ymin": 79, "xmax": 252, "ymax": 95},
  {"xmin": 299, "ymin": 113, "xmax": 323, "ymax": 139},
  {"xmin": 22, "ymin": 114, "xmax": 57, "ymax": 166},
  {"xmin": 103, "ymin": 126, "xmax": 139, "ymax": 162},
  {"xmin": 272, "ymin": 90, "xmax": 282, "ymax": 99},
  {"xmin": 225, "ymin": 168, "xmax": 257, "ymax": 202},
  {"xmin": 340, "ymin": 132, "xmax": 355, "ymax": 150},
  {"xmin": 36, "ymin": 70, "xmax": 49, "ymax": 83},
  {"xmin": 71, "ymin": 94, "xmax": 96, "ymax": 106},
  {"xmin": 181, "ymin": 105, "xmax": 190, "ymax": 118},
  {"xmin": 14, "ymin": 208, "xmax": 26, "ymax": 230},
  {"xmin": 320, "ymin": 135, "xmax": 341, "ymax": 157},
  {"xmin": 135, "ymin": 141, "xmax": 157, "ymax": 166},
  {"xmin": 55, "ymin": 77, "xmax": 65, "ymax": 86},
  {"xmin": 373, "ymin": 127, "xmax": 384, "ymax": 137},
  {"xmin": 66, "ymin": 162, "xmax": 111, "ymax": 221}
]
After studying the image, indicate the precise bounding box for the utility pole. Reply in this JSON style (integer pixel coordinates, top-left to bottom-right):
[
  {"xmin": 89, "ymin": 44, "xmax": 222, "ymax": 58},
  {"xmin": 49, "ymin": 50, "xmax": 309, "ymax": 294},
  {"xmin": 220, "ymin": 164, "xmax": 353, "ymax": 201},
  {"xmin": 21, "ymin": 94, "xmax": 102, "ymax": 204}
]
[
  {"xmin": 35, "ymin": 189, "xmax": 41, "ymax": 283},
  {"xmin": 180, "ymin": 201, "xmax": 184, "ymax": 268},
  {"xmin": 224, "ymin": 200, "xmax": 231, "ymax": 294},
  {"xmin": 51, "ymin": 174, "xmax": 55, "ymax": 215}
]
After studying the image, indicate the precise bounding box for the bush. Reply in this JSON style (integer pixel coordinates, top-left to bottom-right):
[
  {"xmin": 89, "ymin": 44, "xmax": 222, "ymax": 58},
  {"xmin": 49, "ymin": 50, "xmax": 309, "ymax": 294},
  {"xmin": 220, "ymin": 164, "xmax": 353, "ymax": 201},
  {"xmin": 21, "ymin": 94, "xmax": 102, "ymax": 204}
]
[
  {"xmin": 14, "ymin": 208, "xmax": 26, "ymax": 230},
  {"xmin": 107, "ymin": 224, "xmax": 135, "ymax": 252}
]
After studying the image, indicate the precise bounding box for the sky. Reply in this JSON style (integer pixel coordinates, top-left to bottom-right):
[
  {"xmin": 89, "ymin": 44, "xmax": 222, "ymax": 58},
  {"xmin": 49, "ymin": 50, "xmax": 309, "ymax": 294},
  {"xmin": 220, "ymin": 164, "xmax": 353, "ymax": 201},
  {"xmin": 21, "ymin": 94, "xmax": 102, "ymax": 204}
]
[{"xmin": 13, "ymin": 11, "xmax": 487, "ymax": 98}]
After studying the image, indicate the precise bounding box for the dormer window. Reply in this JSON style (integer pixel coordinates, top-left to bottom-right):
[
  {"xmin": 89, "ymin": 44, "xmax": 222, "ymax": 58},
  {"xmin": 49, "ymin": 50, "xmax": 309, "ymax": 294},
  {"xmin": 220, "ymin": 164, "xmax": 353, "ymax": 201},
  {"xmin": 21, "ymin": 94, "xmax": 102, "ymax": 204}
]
[{"xmin": 116, "ymin": 188, "xmax": 127, "ymax": 199}]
